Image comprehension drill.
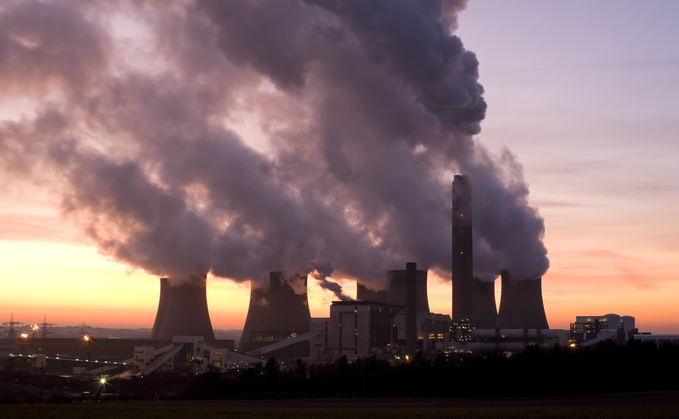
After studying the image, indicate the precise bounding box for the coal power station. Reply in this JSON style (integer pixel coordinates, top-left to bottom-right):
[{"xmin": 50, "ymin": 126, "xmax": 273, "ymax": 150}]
[{"xmin": 145, "ymin": 174, "xmax": 555, "ymax": 360}]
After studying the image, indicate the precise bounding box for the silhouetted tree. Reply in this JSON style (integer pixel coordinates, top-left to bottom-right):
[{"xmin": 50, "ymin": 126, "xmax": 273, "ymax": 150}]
[{"xmin": 264, "ymin": 356, "xmax": 280, "ymax": 387}]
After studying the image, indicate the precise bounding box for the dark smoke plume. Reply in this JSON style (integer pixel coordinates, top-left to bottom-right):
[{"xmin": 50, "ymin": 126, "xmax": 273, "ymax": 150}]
[
  {"xmin": 306, "ymin": 260, "xmax": 354, "ymax": 301},
  {"xmin": 0, "ymin": 0, "xmax": 548, "ymax": 287}
]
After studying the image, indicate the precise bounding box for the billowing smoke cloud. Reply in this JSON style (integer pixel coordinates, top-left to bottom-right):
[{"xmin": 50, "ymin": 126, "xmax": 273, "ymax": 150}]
[
  {"xmin": 306, "ymin": 260, "xmax": 353, "ymax": 301},
  {"xmin": 0, "ymin": 0, "xmax": 547, "ymax": 286}
]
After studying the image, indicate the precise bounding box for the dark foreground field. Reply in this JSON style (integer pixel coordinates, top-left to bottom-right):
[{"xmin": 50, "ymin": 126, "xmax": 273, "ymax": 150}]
[{"xmin": 4, "ymin": 393, "xmax": 679, "ymax": 419}]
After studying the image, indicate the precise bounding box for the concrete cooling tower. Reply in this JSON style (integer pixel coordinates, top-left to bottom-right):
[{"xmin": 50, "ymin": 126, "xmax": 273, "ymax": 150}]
[
  {"xmin": 238, "ymin": 283, "xmax": 269, "ymax": 352},
  {"xmin": 238, "ymin": 272, "xmax": 312, "ymax": 357},
  {"xmin": 151, "ymin": 277, "xmax": 170, "ymax": 339},
  {"xmin": 356, "ymin": 282, "xmax": 388, "ymax": 303},
  {"xmin": 452, "ymin": 175, "xmax": 473, "ymax": 324},
  {"xmin": 495, "ymin": 270, "xmax": 549, "ymax": 329},
  {"xmin": 260, "ymin": 271, "xmax": 311, "ymax": 333},
  {"xmin": 156, "ymin": 274, "xmax": 215, "ymax": 341},
  {"xmin": 472, "ymin": 277, "xmax": 497, "ymax": 329},
  {"xmin": 386, "ymin": 269, "xmax": 430, "ymax": 313}
]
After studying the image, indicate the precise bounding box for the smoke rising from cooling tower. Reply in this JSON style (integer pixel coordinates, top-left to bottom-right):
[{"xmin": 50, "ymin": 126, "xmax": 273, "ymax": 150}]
[{"xmin": 0, "ymin": 1, "xmax": 548, "ymax": 288}]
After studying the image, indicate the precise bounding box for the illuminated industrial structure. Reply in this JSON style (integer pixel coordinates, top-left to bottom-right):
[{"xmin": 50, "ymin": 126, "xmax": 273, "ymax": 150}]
[{"xmin": 570, "ymin": 314, "xmax": 637, "ymax": 346}]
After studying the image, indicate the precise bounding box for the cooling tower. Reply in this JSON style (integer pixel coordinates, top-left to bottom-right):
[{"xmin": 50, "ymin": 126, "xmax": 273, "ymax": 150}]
[
  {"xmin": 495, "ymin": 270, "xmax": 549, "ymax": 329},
  {"xmin": 157, "ymin": 274, "xmax": 215, "ymax": 341},
  {"xmin": 452, "ymin": 175, "xmax": 473, "ymax": 324},
  {"xmin": 472, "ymin": 277, "xmax": 497, "ymax": 329},
  {"xmin": 356, "ymin": 281, "xmax": 388, "ymax": 303},
  {"xmin": 238, "ymin": 282, "xmax": 269, "ymax": 351},
  {"xmin": 151, "ymin": 277, "xmax": 170, "ymax": 339},
  {"xmin": 260, "ymin": 272, "xmax": 310, "ymax": 333},
  {"xmin": 386, "ymin": 269, "xmax": 430, "ymax": 312},
  {"xmin": 621, "ymin": 315, "xmax": 635, "ymax": 332}
]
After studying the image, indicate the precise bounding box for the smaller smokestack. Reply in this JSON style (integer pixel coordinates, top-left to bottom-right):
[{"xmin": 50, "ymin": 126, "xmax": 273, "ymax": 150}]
[
  {"xmin": 472, "ymin": 277, "xmax": 497, "ymax": 329},
  {"xmin": 496, "ymin": 270, "xmax": 549, "ymax": 330},
  {"xmin": 405, "ymin": 262, "xmax": 417, "ymax": 355},
  {"xmin": 151, "ymin": 277, "xmax": 170, "ymax": 339},
  {"xmin": 356, "ymin": 281, "xmax": 388, "ymax": 303},
  {"xmin": 157, "ymin": 274, "xmax": 215, "ymax": 340},
  {"xmin": 386, "ymin": 270, "xmax": 430, "ymax": 312}
]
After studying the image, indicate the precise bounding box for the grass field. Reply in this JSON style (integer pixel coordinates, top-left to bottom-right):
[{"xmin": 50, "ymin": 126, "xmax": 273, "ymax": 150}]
[{"xmin": 3, "ymin": 395, "xmax": 679, "ymax": 419}]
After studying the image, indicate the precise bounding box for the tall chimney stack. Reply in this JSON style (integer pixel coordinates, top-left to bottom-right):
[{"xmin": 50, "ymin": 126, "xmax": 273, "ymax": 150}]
[
  {"xmin": 495, "ymin": 270, "xmax": 549, "ymax": 329},
  {"xmin": 157, "ymin": 274, "xmax": 215, "ymax": 340},
  {"xmin": 405, "ymin": 262, "xmax": 417, "ymax": 354},
  {"xmin": 452, "ymin": 175, "xmax": 473, "ymax": 325}
]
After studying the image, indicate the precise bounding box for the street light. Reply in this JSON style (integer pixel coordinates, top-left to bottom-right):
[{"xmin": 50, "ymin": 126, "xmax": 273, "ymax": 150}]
[{"xmin": 83, "ymin": 335, "xmax": 91, "ymax": 376}]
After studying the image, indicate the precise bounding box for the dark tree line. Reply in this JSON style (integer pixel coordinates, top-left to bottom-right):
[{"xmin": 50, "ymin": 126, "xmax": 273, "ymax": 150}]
[{"xmin": 183, "ymin": 340, "xmax": 679, "ymax": 399}]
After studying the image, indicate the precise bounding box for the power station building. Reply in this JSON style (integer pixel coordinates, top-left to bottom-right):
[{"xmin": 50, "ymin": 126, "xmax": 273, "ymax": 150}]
[
  {"xmin": 325, "ymin": 301, "xmax": 451, "ymax": 358},
  {"xmin": 232, "ymin": 174, "xmax": 561, "ymax": 360},
  {"xmin": 141, "ymin": 173, "xmax": 561, "ymax": 363},
  {"xmin": 570, "ymin": 314, "xmax": 637, "ymax": 346}
]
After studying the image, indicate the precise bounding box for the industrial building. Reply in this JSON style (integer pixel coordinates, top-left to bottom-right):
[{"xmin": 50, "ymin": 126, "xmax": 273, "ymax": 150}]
[
  {"xmin": 325, "ymin": 301, "xmax": 401, "ymax": 358},
  {"xmin": 1, "ymin": 334, "xmax": 235, "ymax": 378},
  {"xmin": 323, "ymin": 300, "xmax": 450, "ymax": 358},
  {"xmin": 571, "ymin": 314, "xmax": 637, "ymax": 346}
]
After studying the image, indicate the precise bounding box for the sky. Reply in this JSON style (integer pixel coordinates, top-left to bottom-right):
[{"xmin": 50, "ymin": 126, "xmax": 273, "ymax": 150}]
[{"xmin": 1, "ymin": 0, "xmax": 678, "ymax": 334}]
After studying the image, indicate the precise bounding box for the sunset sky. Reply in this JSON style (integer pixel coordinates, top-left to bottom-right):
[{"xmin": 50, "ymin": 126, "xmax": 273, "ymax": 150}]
[{"xmin": 1, "ymin": 0, "xmax": 678, "ymax": 335}]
